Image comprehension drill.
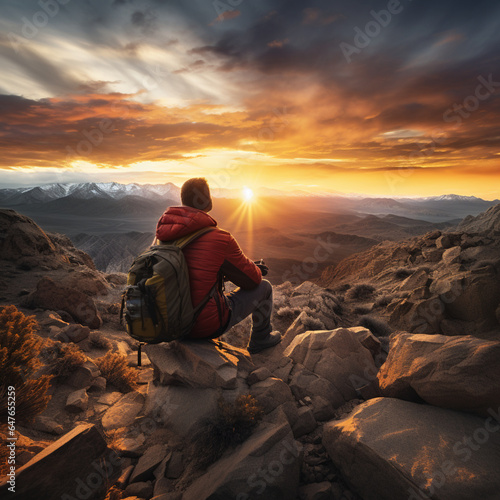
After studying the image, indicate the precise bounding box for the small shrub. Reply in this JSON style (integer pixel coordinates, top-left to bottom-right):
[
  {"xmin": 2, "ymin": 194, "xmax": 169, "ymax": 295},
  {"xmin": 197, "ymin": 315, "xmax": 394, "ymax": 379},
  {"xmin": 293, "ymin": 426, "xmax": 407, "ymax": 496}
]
[
  {"xmin": 104, "ymin": 486, "xmax": 122, "ymax": 500},
  {"xmin": 354, "ymin": 306, "xmax": 371, "ymax": 315},
  {"xmin": 41, "ymin": 340, "xmax": 86, "ymax": 380},
  {"xmin": 191, "ymin": 395, "xmax": 263, "ymax": 469},
  {"xmin": 88, "ymin": 331, "xmax": 112, "ymax": 350},
  {"xmin": 359, "ymin": 315, "xmax": 393, "ymax": 337},
  {"xmin": 0, "ymin": 305, "xmax": 53, "ymax": 423},
  {"xmin": 95, "ymin": 352, "xmax": 137, "ymax": 392},
  {"xmin": 394, "ymin": 268, "xmax": 413, "ymax": 279},
  {"xmin": 276, "ymin": 306, "xmax": 300, "ymax": 319},
  {"xmin": 374, "ymin": 294, "xmax": 395, "ymax": 308},
  {"xmin": 346, "ymin": 284, "xmax": 376, "ymax": 301},
  {"xmin": 302, "ymin": 315, "xmax": 325, "ymax": 331},
  {"xmin": 333, "ymin": 283, "xmax": 351, "ymax": 293}
]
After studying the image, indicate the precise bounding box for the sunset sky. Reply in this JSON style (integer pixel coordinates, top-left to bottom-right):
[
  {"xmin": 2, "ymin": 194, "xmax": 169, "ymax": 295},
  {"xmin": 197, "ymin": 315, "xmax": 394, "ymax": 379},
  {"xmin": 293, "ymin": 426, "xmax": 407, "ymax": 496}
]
[{"xmin": 1, "ymin": 0, "xmax": 499, "ymax": 199}]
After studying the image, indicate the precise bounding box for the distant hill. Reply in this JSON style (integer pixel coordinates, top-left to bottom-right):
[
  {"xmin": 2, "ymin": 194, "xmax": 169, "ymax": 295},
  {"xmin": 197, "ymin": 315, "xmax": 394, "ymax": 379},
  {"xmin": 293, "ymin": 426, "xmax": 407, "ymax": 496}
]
[
  {"xmin": 1, "ymin": 182, "xmax": 497, "ymax": 221},
  {"xmin": 458, "ymin": 203, "xmax": 500, "ymax": 234},
  {"xmin": 72, "ymin": 231, "xmax": 155, "ymax": 273}
]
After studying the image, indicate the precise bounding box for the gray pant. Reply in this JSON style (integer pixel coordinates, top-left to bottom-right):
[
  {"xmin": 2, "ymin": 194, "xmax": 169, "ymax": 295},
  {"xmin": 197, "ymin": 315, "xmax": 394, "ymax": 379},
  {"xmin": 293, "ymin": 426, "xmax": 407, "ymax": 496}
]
[{"xmin": 223, "ymin": 279, "xmax": 273, "ymax": 340}]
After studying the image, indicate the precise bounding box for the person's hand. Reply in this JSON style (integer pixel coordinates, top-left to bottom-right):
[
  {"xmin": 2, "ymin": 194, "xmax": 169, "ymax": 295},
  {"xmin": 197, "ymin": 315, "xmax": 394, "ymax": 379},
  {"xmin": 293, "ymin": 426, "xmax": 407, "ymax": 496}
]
[{"xmin": 254, "ymin": 259, "xmax": 269, "ymax": 276}]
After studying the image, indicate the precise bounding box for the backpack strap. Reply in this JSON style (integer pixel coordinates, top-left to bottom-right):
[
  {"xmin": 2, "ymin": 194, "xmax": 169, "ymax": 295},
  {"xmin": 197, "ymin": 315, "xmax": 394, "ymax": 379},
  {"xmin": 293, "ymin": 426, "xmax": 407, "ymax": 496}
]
[
  {"xmin": 173, "ymin": 226, "xmax": 216, "ymax": 249},
  {"xmin": 154, "ymin": 226, "xmax": 216, "ymax": 249}
]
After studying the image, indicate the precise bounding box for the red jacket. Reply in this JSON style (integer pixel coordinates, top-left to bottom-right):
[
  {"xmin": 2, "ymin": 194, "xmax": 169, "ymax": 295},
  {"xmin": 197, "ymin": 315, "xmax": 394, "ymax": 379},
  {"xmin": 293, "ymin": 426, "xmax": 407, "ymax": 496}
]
[{"xmin": 156, "ymin": 206, "xmax": 262, "ymax": 338}]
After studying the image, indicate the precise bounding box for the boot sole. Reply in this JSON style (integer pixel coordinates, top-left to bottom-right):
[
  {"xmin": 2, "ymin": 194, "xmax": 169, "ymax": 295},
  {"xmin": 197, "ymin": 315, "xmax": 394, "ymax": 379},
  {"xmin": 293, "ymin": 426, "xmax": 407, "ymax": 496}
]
[{"xmin": 247, "ymin": 337, "xmax": 282, "ymax": 354}]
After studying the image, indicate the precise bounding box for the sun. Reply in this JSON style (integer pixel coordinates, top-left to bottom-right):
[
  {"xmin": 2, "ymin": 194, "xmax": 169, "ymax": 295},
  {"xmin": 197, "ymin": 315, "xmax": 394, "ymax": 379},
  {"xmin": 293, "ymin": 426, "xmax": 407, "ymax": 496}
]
[{"xmin": 242, "ymin": 186, "xmax": 254, "ymax": 202}]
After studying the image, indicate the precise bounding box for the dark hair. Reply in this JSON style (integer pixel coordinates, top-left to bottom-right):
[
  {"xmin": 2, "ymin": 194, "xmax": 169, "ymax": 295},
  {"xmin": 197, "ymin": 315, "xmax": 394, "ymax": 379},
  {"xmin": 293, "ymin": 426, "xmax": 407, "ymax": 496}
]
[{"xmin": 181, "ymin": 177, "xmax": 212, "ymax": 211}]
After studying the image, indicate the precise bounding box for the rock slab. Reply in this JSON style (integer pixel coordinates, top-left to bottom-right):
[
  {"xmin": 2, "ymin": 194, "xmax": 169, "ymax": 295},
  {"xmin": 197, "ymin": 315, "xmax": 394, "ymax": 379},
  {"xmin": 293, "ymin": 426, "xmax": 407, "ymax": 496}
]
[
  {"xmin": 21, "ymin": 277, "xmax": 102, "ymax": 328},
  {"xmin": 183, "ymin": 412, "xmax": 302, "ymax": 500},
  {"xmin": 102, "ymin": 391, "xmax": 145, "ymax": 431},
  {"xmin": 0, "ymin": 424, "xmax": 121, "ymax": 499},
  {"xmin": 378, "ymin": 332, "xmax": 500, "ymax": 416},
  {"xmin": 323, "ymin": 398, "xmax": 500, "ymax": 500},
  {"xmin": 284, "ymin": 327, "xmax": 378, "ymax": 407},
  {"xmin": 145, "ymin": 339, "xmax": 254, "ymax": 389}
]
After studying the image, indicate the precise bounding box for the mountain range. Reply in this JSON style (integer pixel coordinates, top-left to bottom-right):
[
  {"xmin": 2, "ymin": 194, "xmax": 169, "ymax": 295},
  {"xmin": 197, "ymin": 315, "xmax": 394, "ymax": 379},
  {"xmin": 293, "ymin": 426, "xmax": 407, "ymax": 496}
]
[
  {"xmin": 1, "ymin": 181, "xmax": 496, "ymax": 282},
  {"xmin": 1, "ymin": 181, "xmax": 498, "ymax": 217}
]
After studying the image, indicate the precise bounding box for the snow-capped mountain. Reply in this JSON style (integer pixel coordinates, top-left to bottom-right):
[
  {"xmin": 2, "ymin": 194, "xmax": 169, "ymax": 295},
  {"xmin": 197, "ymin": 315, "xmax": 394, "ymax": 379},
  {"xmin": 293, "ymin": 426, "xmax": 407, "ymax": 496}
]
[
  {"xmin": 411, "ymin": 194, "xmax": 490, "ymax": 203},
  {"xmin": 0, "ymin": 182, "xmax": 181, "ymax": 204},
  {"xmin": 0, "ymin": 183, "xmax": 497, "ymax": 224}
]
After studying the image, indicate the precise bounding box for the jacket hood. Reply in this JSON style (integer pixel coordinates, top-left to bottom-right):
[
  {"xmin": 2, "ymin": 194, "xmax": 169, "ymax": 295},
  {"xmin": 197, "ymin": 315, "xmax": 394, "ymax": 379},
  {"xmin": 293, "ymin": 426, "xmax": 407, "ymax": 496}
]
[{"xmin": 156, "ymin": 206, "xmax": 217, "ymax": 241}]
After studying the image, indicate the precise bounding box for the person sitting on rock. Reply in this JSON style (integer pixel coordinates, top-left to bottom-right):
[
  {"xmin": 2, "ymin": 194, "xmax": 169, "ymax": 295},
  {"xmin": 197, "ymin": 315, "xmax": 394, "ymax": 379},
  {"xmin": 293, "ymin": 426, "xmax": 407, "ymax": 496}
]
[{"xmin": 155, "ymin": 177, "xmax": 281, "ymax": 353}]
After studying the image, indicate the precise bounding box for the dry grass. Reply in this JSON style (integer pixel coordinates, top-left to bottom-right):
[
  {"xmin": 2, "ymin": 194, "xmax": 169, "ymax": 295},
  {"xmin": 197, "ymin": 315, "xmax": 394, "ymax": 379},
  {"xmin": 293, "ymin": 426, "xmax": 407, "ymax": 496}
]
[
  {"xmin": 191, "ymin": 395, "xmax": 263, "ymax": 470},
  {"xmin": 276, "ymin": 306, "xmax": 300, "ymax": 318},
  {"xmin": 374, "ymin": 294, "xmax": 395, "ymax": 308},
  {"xmin": 88, "ymin": 331, "xmax": 112, "ymax": 350},
  {"xmin": 346, "ymin": 284, "xmax": 376, "ymax": 301},
  {"xmin": 359, "ymin": 315, "xmax": 393, "ymax": 337},
  {"xmin": 95, "ymin": 352, "xmax": 138, "ymax": 392},
  {"xmin": 354, "ymin": 306, "xmax": 372, "ymax": 315},
  {"xmin": 0, "ymin": 305, "xmax": 53, "ymax": 424},
  {"xmin": 331, "ymin": 284, "xmax": 351, "ymax": 294},
  {"xmin": 394, "ymin": 268, "xmax": 414, "ymax": 279},
  {"xmin": 103, "ymin": 486, "xmax": 122, "ymax": 500},
  {"xmin": 302, "ymin": 315, "xmax": 325, "ymax": 331},
  {"xmin": 41, "ymin": 340, "xmax": 87, "ymax": 380}
]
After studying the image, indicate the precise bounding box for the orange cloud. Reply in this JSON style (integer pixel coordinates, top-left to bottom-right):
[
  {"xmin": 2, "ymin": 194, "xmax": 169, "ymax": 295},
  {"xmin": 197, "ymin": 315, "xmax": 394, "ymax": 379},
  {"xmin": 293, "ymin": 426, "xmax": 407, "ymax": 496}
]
[
  {"xmin": 209, "ymin": 10, "xmax": 241, "ymax": 26},
  {"xmin": 267, "ymin": 39, "xmax": 289, "ymax": 48}
]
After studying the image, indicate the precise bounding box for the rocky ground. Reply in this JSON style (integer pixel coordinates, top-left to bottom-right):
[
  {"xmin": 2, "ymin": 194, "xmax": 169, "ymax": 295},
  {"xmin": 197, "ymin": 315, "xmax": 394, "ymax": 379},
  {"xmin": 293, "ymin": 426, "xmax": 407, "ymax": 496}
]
[
  {"xmin": 0, "ymin": 206, "xmax": 499, "ymax": 499},
  {"xmin": 318, "ymin": 203, "xmax": 500, "ymax": 341}
]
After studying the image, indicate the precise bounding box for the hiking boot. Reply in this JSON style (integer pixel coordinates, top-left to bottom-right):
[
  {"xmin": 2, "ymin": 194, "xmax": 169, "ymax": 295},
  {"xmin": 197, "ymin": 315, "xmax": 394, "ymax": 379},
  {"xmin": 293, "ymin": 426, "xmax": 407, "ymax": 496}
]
[{"xmin": 247, "ymin": 331, "xmax": 282, "ymax": 354}]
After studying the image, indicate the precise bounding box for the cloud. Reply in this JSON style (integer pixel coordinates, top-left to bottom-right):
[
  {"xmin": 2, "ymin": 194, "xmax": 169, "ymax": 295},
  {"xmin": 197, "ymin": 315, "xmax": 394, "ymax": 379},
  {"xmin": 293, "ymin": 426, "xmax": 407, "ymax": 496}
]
[
  {"xmin": 1, "ymin": 0, "xmax": 500, "ymax": 196},
  {"xmin": 267, "ymin": 39, "xmax": 289, "ymax": 48},
  {"xmin": 209, "ymin": 10, "xmax": 242, "ymax": 26},
  {"xmin": 131, "ymin": 10, "xmax": 158, "ymax": 35},
  {"xmin": 0, "ymin": 93, "xmax": 260, "ymax": 169}
]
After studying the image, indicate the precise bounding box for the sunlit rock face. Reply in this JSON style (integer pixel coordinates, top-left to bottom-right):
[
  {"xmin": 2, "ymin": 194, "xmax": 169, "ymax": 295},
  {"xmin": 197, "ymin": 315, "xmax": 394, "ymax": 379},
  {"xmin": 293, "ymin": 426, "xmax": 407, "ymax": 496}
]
[
  {"xmin": 323, "ymin": 397, "xmax": 500, "ymax": 500},
  {"xmin": 378, "ymin": 332, "xmax": 500, "ymax": 416}
]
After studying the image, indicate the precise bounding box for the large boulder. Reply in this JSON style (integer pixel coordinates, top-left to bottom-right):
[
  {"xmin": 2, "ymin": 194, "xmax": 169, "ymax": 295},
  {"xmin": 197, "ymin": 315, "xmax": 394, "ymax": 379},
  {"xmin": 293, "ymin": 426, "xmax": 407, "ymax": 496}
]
[
  {"xmin": 145, "ymin": 340, "xmax": 254, "ymax": 389},
  {"xmin": 0, "ymin": 424, "xmax": 121, "ymax": 499},
  {"xmin": 284, "ymin": 327, "xmax": 378, "ymax": 406},
  {"xmin": 60, "ymin": 269, "xmax": 109, "ymax": 296},
  {"xmin": 389, "ymin": 267, "xmax": 500, "ymax": 334},
  {"xmin": 183, "ymin": 410, "xmax": 302, "ymax": 500},
  {"xmin": 249, "ymin": 377, "xmax": 295, "ymax": 414},
  {"xmin": 0, "ymin": 210, "xmax": 97, "ymax": 272},
  {"xmin": 378, "ymin": 333, "xmax": 500, "ymax": 416},
  {"xmin": 430, "ymin": 271, "xmax": 500, "ymax": 324},
  {"xmin": 144, "ymin": 384, "xmax": 219, "ymax": 437},
  {"xmin": 390, "ymin": 296, "xmax": 445, "ymax": 334},
  {"xmin": 0, "ymin": 209, "xmax": 67, "ymax": 267},
  {"xmin": 144, "ymin": 340, "xmax": 255, "ymax": 438},
  {"xmin": 21, "ymin": 277, "xmax": 102, "ymax": 328},
  {"xmin": 323, "ymin": 398, "xmax": 500, "ymax": 500}
]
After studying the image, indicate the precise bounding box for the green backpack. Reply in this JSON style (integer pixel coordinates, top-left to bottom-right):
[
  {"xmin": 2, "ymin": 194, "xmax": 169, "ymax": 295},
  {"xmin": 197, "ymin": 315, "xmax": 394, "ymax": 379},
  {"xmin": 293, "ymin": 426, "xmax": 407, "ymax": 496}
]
[{"xmin": 120, "ymin": 227, "xmax": 217, "ymax": 348}]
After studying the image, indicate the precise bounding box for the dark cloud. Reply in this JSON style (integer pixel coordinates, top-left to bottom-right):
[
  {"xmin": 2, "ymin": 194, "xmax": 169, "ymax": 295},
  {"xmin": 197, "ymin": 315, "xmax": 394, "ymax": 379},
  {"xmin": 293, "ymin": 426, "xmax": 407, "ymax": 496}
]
[
  {"xmin": 1, "ymin": 0, "xmax": 500, "ymax": 192},
  {"xmin": 131, "ymin": 9, "xmax": 158, "ymax": 35},
  {"xmin": 0, "ymin": 93, "xmax": 256, "ymax": 168}
]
